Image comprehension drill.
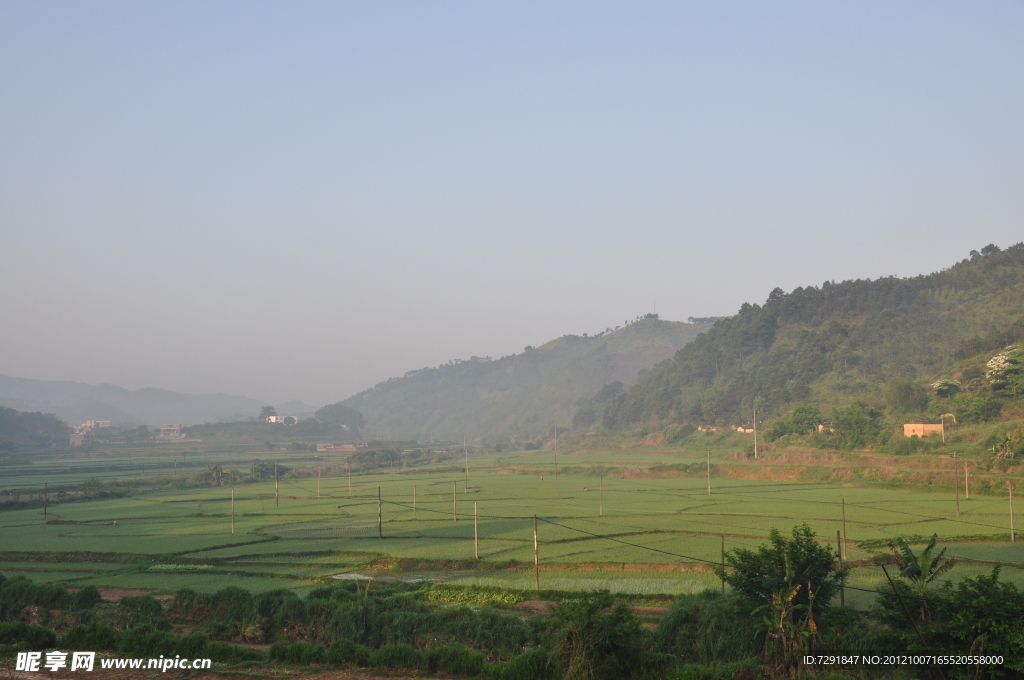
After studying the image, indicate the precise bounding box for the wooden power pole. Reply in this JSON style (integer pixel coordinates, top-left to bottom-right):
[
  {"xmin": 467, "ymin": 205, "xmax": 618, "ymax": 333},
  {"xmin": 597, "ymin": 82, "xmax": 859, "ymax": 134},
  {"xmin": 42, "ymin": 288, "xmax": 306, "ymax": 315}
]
[
  {"xmin": 1010, "ymin": 482, "xmax": 1016, "ymax": 543},
  {"xmin": 954, "ymin": 454, "xmax": 960, "ymax": 517},
  {"xmin": 706, "ymin": 449, "xmax": 711, "ymax": 495},
  {"xmin": 533, "ymin": 515, "xmax": 540, "ymax": 591}
]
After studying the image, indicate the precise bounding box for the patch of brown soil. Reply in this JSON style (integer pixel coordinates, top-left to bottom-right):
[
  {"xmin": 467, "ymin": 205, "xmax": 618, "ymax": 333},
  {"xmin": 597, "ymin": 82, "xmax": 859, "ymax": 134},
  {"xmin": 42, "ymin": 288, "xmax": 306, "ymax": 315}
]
[
  {"xmin": 98, "ymin": 587, "xmax": 152, "ymax": 602},
  {"xmin": 720, "ymin": 465, "xmax": 807, "ymax": 482},
  {"xmin": 629, "ymin": 605, "xmax": 669, "ymax": 616},
  {"xmin": 515, "ymin": 600, "xmax": 555, "ymax": 615}
]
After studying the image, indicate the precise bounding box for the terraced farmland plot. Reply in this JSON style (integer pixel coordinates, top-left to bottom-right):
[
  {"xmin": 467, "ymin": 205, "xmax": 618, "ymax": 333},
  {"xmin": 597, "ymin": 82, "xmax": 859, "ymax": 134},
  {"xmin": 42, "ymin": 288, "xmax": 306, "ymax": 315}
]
[{"xmin": 1, "ymin": 451, "xmax": 1020, "ymax": 601}]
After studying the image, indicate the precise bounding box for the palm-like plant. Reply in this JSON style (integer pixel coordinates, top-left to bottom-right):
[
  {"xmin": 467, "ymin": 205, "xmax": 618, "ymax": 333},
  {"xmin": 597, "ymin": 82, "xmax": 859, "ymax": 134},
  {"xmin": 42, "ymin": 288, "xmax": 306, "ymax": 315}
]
[
  {"xmin": 753, "ymin": 551, "xmax": 818, "ymax": 678},
  {"xmin": 889, "ymin": 534, "xmax": 957, "ymax": 620},
  {"xmin": 207, "ymin": 464, "xmax": 224, "ymax": 487}
]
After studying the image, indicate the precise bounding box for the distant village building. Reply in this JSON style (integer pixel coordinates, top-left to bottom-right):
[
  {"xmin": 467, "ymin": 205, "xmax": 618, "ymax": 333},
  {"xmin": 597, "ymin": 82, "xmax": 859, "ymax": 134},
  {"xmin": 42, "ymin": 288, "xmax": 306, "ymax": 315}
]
[
  {"xmin": 735, "ymin": 425, "xmax": 755, "ymax": 434},
  {"xmin": 158, "ymin": 424, "xmax": 184, "ymax": 438},
  {"xmin": 903, "ymin": 422, "xmax": 944, "ymax": 438},
  {"xmin": 70, "ymin": 420, "xmax": 126, "ymax": 447},
  {"xmin": 265, "ymin": 415, "xmax": 299, "ymax": 424},
  {"xmin": 317, "ymin": 444, "xmax": 368, "ymax": 452}
]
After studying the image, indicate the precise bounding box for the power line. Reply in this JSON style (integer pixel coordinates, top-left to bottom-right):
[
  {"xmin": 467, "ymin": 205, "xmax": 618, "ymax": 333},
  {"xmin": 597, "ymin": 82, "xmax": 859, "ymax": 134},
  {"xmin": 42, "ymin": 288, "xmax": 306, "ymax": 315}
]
[{"xmin": 378, "ymin": 499, "xmax": 1020, "ymax": 616}]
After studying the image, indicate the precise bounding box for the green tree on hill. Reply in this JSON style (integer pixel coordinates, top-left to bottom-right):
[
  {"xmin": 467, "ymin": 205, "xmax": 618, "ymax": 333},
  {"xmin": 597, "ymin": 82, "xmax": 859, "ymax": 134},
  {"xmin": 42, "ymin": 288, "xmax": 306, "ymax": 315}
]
[
  {"xmin": 787, "ymin": 403, "xmax": 823, "ymax": 435},
  {"xmin": 884, "ymin": 378, "xmax": 928, "ymax": 413},
  {"xmin": 314, "ymin": 404, "xmax": 365, "ymax": 434},
  {"xmin": 987, "ymin": 345, "xmax": 1024, "ymax": 396}
]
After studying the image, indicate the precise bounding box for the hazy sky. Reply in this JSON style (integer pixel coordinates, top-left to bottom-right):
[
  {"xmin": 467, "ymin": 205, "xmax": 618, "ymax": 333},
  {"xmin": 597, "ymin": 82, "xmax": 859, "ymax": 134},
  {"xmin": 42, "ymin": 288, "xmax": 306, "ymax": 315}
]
[{"xmin": 2, "ymin": 2, "xmax": 1022, "ymax": 406}]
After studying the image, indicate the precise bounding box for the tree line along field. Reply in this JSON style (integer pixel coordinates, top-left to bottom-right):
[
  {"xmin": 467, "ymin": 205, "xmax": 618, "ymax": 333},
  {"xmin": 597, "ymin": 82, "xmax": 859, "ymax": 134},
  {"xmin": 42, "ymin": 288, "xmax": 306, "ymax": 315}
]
[{"xmin": 1, "ymin": 443, "xmax": 1021, "ymax": 606}]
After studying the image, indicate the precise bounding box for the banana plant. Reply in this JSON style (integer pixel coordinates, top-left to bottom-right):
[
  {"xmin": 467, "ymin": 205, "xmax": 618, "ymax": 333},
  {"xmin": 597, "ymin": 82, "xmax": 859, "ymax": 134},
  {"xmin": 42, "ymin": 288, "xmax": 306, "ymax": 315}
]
[
  {"xmin": 889, "ymin": 533, "xmax": 957, "ymax": 620},
  {"xmin": 753, "ymin": 552, "xmax": 818, "ymax": 678}
]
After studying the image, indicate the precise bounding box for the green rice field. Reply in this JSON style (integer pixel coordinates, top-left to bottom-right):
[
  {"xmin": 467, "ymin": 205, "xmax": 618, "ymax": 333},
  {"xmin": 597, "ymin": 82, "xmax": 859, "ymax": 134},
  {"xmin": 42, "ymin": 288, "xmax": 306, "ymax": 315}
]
[{"xmin": 1, "ymin": 447, "xmax": 1021, "ymax": 604}]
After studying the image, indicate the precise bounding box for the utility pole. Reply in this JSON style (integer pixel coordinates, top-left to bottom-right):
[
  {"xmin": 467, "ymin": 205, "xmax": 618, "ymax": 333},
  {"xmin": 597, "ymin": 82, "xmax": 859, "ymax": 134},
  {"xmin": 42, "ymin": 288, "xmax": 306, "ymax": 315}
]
[
  {"xmin": 965, "ymin": 464, "xmax": 970, "ymax": 500},
  {"xmin": 347, "ymin": 461, "xmax": 352, "ymax": 497},
  {"xmin": 720, "ymin": 535, "xmax": 725, "ymax": 594},
  {"xmin": 707, "ymin": 449, "xmax": 711, "ymax": 495},
  {"xmin": 275, "ymin": 461, "xmax": 279, "ymax": 507},
  {"xmin": 453, "ymin": 481, "xmax": 458, "ymax": 523},
  {"xmin": 465, "ymin": 441, "xmax": 470, "ymax": 493},
  {"xmin": 378, "ymin": 487, "xmax": 382, "ymax": 539},
  {"xmin": 231, "ymin": 489, "xmax": 235, "ymax": 535},
  {"xmin": 837, "ymin": 530, "xmax": 844, "ymax": 606},
  {"xmin": 841, "ymin": 499, "xmax": 848, "ymax": 561},
  {"xmin": 599, "ymin": 476, "xmax": 604, "ymax": 517},
  {"xmin": 474, "ymin": 502, "xmax": 479, "ymax": 560},
  {"xmin": 753, "ymin": 405, "xmax": 758, "ymax": 460},
  {"xmin": 412, "ymin": 485, "xmax": 416, "ymax": 519},
  {"xmin": 553, "ymin": 427, "xmax": 558, "ymax": 484},
  {"xmin": 43, "ymin": 482, "xmax": 47, "ymax": 518},
  {"xmin": 533, "ymin": 515, "xmax": 540, "ymax": 591},
  {"xmin": 390, "ymin": 459, "xmax": 394, "ymax": 481},
  {"xmin": 954, "ymin": 453, "xmax": 960, "ymax": 517},
  {"xmin": 1010, "ymin": 482, "xmax": 1015, "ymax": 543},
  {"xmin": 317, "ymin": 471, "xmax": 321, "ymax": 498}
]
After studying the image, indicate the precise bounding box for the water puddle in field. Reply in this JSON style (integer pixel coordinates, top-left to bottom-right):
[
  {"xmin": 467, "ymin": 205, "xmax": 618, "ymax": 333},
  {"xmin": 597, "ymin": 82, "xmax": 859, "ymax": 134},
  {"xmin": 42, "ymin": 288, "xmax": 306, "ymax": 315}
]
[{"xmin": 332, "ymin": 572, "xmax": 443, "ymax": 583}]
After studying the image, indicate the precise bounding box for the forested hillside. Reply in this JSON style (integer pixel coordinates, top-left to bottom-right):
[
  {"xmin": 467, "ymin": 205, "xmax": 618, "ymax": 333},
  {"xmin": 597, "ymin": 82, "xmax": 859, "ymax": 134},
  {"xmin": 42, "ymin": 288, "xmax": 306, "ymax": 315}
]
[
  {"xmin": 0, "ymin": 407, "xmax": 69, "ymax": 451},
  {"xmin": 331, "ymin": 318, "xmax": 712, "ymax": 442},
  {"xmin": 603, "ymin": 243, "xmax": 1024, "ymax": 441}
]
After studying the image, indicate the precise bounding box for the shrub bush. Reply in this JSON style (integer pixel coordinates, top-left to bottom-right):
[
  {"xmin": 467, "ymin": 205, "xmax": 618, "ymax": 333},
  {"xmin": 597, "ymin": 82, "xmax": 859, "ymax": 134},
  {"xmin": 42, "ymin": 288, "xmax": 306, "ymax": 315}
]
[
  {"xmin": 654, "ymin": 591, "xmax": 761, "ymax": 664},
  {"xmin": 666, "ymin": 659, "xmax": 760, "ymax": 680},
  {"xmin": 425, "ymin": 644, "xmax": 484, "ymax": 675},
  {"xmin": 62, "ymin": 623, "xmax": 120, "ymax": 650},
  {"xmin": 368, "ymin": 643, "xmax": 424, "ymax": 670},
  {"xmin": 326, "ymin": 638, "xmax": 370, "ymax": 666},
  {"xmin": 502, "ymin": 648, "xmax": 556, "ymax": 680},
  {"xmin": 0, "ymin": 622, "xmax": 58, "ymax": 649},
  {"xmin": 70, "ymin": 586, "xmax": 103, "ymax": 611},
  {"xmin": 205, "ymin": 640, "xmax": 264, "ymax": 663},
  {"xmin": 0, "ymin": 575, "xmax": 71, "ymax": 611}
]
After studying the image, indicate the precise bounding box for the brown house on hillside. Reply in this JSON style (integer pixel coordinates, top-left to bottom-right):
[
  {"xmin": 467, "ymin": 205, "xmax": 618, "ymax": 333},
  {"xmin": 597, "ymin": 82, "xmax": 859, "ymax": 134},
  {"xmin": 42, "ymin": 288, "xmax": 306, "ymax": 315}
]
[{"xmin": 903, "ymin": 422, "xmax": 944, "ymax": 438}]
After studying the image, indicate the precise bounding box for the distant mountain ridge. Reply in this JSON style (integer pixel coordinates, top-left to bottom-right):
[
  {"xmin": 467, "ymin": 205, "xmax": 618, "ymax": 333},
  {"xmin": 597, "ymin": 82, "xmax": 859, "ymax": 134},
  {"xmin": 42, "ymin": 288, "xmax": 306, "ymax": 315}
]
[
  {"xmin": 0, "ymin": 374, "xmax": 315, "ymax": 427},
  {"xmin": 331, "ymin": 318, "xmax": 712, "ymax": 442}
]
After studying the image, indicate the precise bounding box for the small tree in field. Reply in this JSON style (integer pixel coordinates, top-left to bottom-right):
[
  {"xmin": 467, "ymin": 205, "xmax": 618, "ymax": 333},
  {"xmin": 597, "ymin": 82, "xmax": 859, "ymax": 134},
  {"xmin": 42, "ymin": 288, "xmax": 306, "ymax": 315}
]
[{"xmin": 716, "ymin": 525, "xmax": 846, "ymax": 677}]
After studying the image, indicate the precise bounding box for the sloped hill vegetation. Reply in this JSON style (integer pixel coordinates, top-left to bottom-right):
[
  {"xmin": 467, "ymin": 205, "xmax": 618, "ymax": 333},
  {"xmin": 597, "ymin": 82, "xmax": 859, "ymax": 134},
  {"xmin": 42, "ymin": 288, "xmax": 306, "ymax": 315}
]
[
  {"xmin": 0, "ymin": 406, "xmax": 69, "ymax": 451},
  {"xmin": 329, "ymin": 318, "xmax": 712, "ymax": 443},
  {"xmin": 603, "ymin": 244, "xmax": 1024, "ymax": 450}
]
